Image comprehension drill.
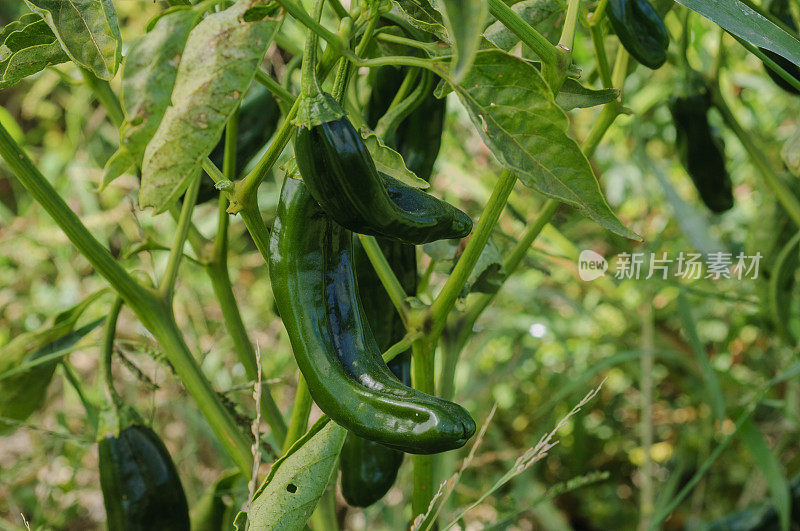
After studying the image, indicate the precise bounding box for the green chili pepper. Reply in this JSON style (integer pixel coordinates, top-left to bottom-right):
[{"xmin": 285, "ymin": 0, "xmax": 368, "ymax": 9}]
[
  {"xmin": 340, "ymin": 238, "xmax": 415, "ymax": 507},
  {"xmin": 366, "ymin": 66, "xmax": 447, "ymax": 182},
  {"xmin": 269, "ymin": 177, "xmax": 476, "ymax": 454},
  {"xmin": 760, "ymin": 0, "xmax": 800, "ymax": 95},
  {"xmin": 196, "ymin": 83, "xmax": 280, "ymax": 203},
  {"xmin": 607, "ymin": 0, "xmax": 669, "ymax": 70},
  {"xmin": 669, "ymin": 88, "xmax": 734, "ymax": 213},
  {"xmin": 99, "ymin": 423, "xmax": 190, "ymax": 531},
  {"xmin": 293, "ymin": 114, "xmax": 471, "ymax": 245}
]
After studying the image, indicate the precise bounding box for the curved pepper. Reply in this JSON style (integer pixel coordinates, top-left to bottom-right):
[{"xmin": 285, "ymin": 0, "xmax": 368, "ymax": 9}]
[
  {"xmin": 761, "ymin": 0, "xmax": 800, "ymax": 95},
  {"xmin": 366, "ymin": 65, "xmax": 447, "ymax": 182},
  {"xmin": 340, "ymin": 238, "xmax": 415, "ymax": 507},
  {"xmin": 607, "ymin": 0, "xmax": 669, "ymax": 70},
  {"xmin": 99, "ymin": 424, "xmax": 190, "ymax": 531},
  {"xmin": 196, "ymin": 83, "xmax": 280, "ymax": 203},
  {"xmin": 269, "ymin": 177, "xmax": 476, "ymax": 454},
  {"xmin": 669, "ymin": 89, "xmax": 734, "ymax": 213},
  {"xmin": 294, "ymin": 116, "xmax": 471, "ymax": 245}
]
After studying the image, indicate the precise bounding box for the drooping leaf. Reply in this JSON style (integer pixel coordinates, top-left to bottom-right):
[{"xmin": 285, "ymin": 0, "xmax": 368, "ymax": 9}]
[
  {"xmin": 0, "ymin": 13, "xmax": 69, "ymax": 89},
  {"xmin": 740, "ymin": 419, "xmax": 791, "ymax": 531},
  {"xmin": 483, "ymin": 0, "xmax": 566, "ymax": 50},
  {"xmin": 360, "ymin": 128, "xmax": 429, "ymax": 189},
  {"xmin": 102, "ymin": 6, "xmax": 203, "ymax": 188},
  {"xmin": 235, "ymin": 419, "xmax": 346, "ymax": 531},
  {"xmin": 139, "ymin": 0, "xmax": 282, "ymax": 212},
  {"xmin": 556, "ymin": 79, "xmax": 620, "ymax": 111},
  {"xmin": 391, "ymin": 0, "xmax": 447, "ymax": 39},
  {"xmin": 444, "ymin": 50, "xmax": 638, "ymax": 239},
  {"xmin": 434, "ymin": 0, "xmax": 487, "ymax": 82},
  {"xmin": 673, "ymin": 0, "xmax": 800, "ymax": 66},
  {"xmin": 23, "ymin": 0, "xmax": 122, "ymax": 80}
]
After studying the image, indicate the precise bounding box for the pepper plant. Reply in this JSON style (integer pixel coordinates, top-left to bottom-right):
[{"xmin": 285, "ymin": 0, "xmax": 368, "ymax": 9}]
[{"xmin": 1, "ymin": 0, "xmax": 800, "ymax": 529}]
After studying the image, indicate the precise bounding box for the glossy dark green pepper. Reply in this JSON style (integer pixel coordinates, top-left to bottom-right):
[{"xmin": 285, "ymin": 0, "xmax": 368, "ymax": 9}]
[
  {"xmin": 366, "ymin": 66, "xmax": 447, "ymax": 182},
  {"xmin": 293, "ymin": 116, "xmax": 471, "ymax": 245},
  {"xmin": 99, "ymin": 424, "xmax": 190, "ymax": 531},
  {"xmin": 669, "ymin": 89, "xmax": 734, "ymax": 213},
  {"xmin": 196, "ymin": 83, "xmax": 280, "ymax": 203},
  {"xmin": 607, "ymin": 0, "xmax": 669, "ymax": 70},
  {"xmin": 760, "ymin": 0, "xmax": 800, "ymax": 95},
  {"xmin": 269, "ymin": 177, "xmax": 476, "ymax": 454},
  {"xmin": 340, "ymin": 238, "xmax": 415, "ymax": 507}
]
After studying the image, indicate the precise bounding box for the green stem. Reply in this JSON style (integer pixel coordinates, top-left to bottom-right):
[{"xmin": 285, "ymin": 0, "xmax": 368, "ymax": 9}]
[
  {"xmin": 255, "ymin": 70, "xmax": 297, "ymax": 107},
  {"xmin": 375, "ymin": 32, "xmax": 442, "ymax": 55},
  {"xmin": 429, "ymin": 170, "xmax": 517, "ymax": 339},
  {"xmin": 61, "ymin": 361, "xmax": 99, "ymax": 433},
  {"xmin": 590, "ymin": 24, "xmax": 614, "ymax": 88},
  {"xmin": 276, "ymin": 0, "xmax": 354, "ymax": 61},
  {"xmin": 487, "ymin": 0, "xmax": 559, "ymax": 67},
  {"xmin": 82, "ymin": 71, "xmax": 124, "ymax": 128},
  {"xmin": 440, "ymin": 199, "xmax": 559, "ymax": 400},
  {"xmin": 300, "ymin": 0, "xmax": 327, "ymax": 97},
  {"xmin": 207, "ymin": 119, "xmax": 288, "ymax": 442},
  {"xmin": 0, "ymin": 123, "xmax": 254, "ymax": 476},
  {"xmin": 375, "ymin": 71, "xmax": 430, "ymax": 139},
  {"xmin": 359, "ymin": 235, "xmax": 409, "ymax": 324},
  {"xmin": 411, "ymin": 338, "xmax": 436, "ymax": 516},
  {"xmin": 232, "ymin": 98, "xmax": 300, "ymax": 212},
  {"xmin": 711, "ymin": 88, "xmax": 800, "ymax": 228},
  {"xmin": 591, "ymin": 0, "xmax": 610, "ymax": 22},
  {"xmin": 558, "ymin": 0, "xmax": 582, "ymax": 53},
  {"xmin": 158, "ymin": 173, "xmax": 200, "ymax": 300},
  {"xmin": 282, "ymin": 376, "xmax": 313, "ymax": 453},
  {"xmin": 101, "ymin": 298, "xmax": 125, "ymax": 409}
]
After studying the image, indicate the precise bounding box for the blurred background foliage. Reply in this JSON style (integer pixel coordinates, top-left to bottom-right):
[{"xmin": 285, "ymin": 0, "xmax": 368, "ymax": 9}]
[{"xmin": 1, "ymin": 0, "xmax": 800, "ymax": 529}]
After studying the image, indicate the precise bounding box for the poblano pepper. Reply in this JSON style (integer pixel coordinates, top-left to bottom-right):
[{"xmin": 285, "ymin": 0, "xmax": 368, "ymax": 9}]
[
  {"xmin": 269, "ymin": 177, "xmax": 476, "ymax": 454},
  {"xmin": 293, "ymin": 112, "xmax": 471, "ymax": 245},
  {"xmin": 366, "ymin": 65, "xmax": 447, "ymax": 182},
  {"xmin": 760, "ymin": 0, "xmax": 800, "ymax": 95},
  {"xmin": 669, "ymin": 87, "xmax": 734, "ymax": 213},
  {"xmin": 607, "ymin": 0, "xmax": 669, "ymax": 70},
  {"xmin": 340, "ymin": 238, "xmax": 415, "ymax": 507},
  {"xmin": 99, "ymin": 423, "xmax": 190, "ymax": 531}
]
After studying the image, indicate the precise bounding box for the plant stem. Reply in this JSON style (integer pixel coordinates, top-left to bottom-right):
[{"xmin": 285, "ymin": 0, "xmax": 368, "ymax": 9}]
[
  {"xmin": 429, "ymin": 170, "xmax": 517, "ymax": 338},
  {"xmin": 590, "ymin": 24, "xmax": 614, "ymax": 88},
  {"xmin": 275, "ymin": 0, "xmax": 354, "ymax": 60},
  {"xmin": 159, "ymin": 174, "xmax": 200, "ymax": 300},
  {"xmin": 82, "ymin": 71, "xmax": 124, "ymax": 128},
  {"xmin": 731, "ymin": 33, "xmax": 800, "ymax": 94},
  {"xmin": 255, "ymin": 70, "xmax": 297, "ymax": 107},
  {"xmin": 0, "ymin": 123, "xmax": 254, "ymax": 476},
  {"xmin": 232, "ymin": 98, "xmax": 300, "ymax": 212},
  {"xmin": 61, "ymin": 361, "xmax": 99, "ymax": 433},
  {"xmin": 711, "ymin": 88, "xmax": 800, "ymax": 228},
  {"xmin": 640, "ymin": 299, "xmax": 655, "ymax": 527},
  {"xmin": 487, "ymin": 0, "xmax": 559, "ymax": 67},
  {"xmin": 101, "ymin": 298, "xmax": 125, "ymax": 409},
  {"xmin": 411, "ymin": 338, "xmax": 436, "ymax": 516},
  {"xmin": 359, "ymin": 235, "xmax": 409, "ymax": 325}
]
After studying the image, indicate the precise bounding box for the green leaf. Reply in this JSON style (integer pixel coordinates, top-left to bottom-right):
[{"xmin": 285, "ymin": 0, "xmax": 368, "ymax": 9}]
[
  {"xmin": 391, "ymin": 0, "xmax": 448, "ymax": 39},
  {"xmin": 463, "ymin": 238, "xmax": 505, "ymax": 296},
  {"xmin": 360, "ymin": 128, "xmax": 429, "ymax": 189},
  {"xmin": 139, "ymin": 0, "xmax": 282, "ymax": 213},
  {"xmin": 0, "ymin": 13, "xmax": 69, "ymax": 89},
  {"xmin": 740, "ymin": 419, "xmax": 791, "ymax": 531},
  {"xmin": 447, "ymin": 50, "xmax": 638, "ymax": 240},
  {"xmin": 556, "ymin": 79, "xmax": 620, "ymax": 111},
  {"xmin": 673, "ymin": 0, "xmax": 800, "ymax": 66},
  {"xmin": 23, "ymin": 0, "xmax": 122, "ymax": 80},
  {"xmin": 237, "ymin": 419, "xmax": 346, "ymax": 531},
  {"xmin": 483, "ymin": 0, "xmax": 566, "ymax": 51},
  {"xmin": 435, "ymin": 0, "xmax": 487, "ymax": 83},
  {"xmin": 191, "ymin": 470, "xmax": 241, "ymax": 531},
  {"xmin": 676, "ymin": 290, "xmax": 726, "ymax": 423},
  {"xmin": 103, "ymin": 6, "xmax": 203, "ymax": 188}
]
